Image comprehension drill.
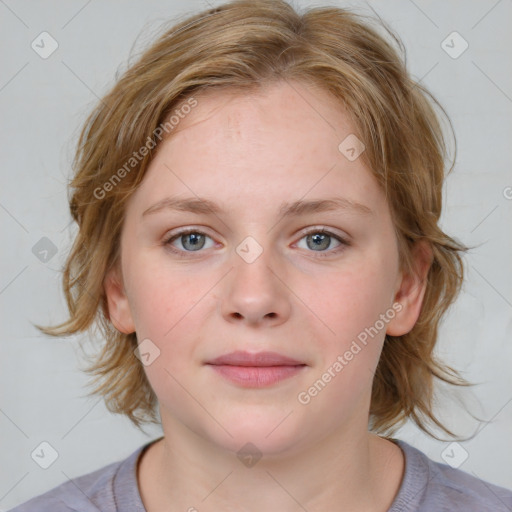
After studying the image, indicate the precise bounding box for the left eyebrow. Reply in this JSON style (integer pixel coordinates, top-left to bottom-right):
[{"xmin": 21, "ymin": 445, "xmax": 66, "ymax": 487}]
[{"xmin": 141, "ymin": 196, "xmax": 373, "ymax": 219}]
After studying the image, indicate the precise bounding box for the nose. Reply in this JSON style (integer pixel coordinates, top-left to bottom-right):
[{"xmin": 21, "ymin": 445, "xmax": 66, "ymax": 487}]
[{"xmin": 220, "ymin": 247, "xmax": 291, "ymax": 328}]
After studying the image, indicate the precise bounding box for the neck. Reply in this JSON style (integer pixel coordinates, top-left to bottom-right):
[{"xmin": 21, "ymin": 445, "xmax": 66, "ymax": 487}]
[{"xmin": 138, "ymin": 418, "xmax": 405, "ymax": 512}]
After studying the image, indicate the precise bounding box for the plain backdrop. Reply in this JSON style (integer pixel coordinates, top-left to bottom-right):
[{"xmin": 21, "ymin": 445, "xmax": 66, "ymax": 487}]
[{"xmin": 1, "ymin": 0, "xmax": 511, "ymax": 509}]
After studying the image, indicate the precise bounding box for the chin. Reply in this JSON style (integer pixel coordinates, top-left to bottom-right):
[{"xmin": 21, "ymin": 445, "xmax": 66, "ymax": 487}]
[{"xmin": 204, "ymin": 414, "xmax": 309, "ymax": 459}]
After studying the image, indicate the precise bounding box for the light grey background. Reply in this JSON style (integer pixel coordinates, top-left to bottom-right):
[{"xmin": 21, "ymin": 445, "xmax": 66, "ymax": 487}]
[{"xmin": 1, "ymin": 0, "xmax": 511, "ymax": 509}]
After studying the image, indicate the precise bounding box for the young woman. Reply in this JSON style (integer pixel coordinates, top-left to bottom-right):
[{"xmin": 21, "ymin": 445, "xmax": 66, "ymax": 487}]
[{"xmin": 10, "ymin": 1, "xmax": 512, "ymax": 510}]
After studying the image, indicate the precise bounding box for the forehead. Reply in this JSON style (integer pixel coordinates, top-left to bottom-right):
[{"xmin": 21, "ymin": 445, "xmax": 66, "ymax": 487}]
[
  {"xmin": 126, "ymin": 80, "xmax": 386, "ymax": 220},
  {"xmin": 172, "ymin": 80, "xmax": 352, "ymax": 145}
]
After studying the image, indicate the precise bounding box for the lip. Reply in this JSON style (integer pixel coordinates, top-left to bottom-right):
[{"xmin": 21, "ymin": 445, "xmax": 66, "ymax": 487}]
[
  {"xmin": 206, "ymin": 350, "xmax": 305, "ymax": 366},
  {"xmin": 206, "ymin": 351, "xmax": 307, "ymax": 388},
  {"xmin": 209, "ymin": 365, "xmax": 305, "ymax": 387}
]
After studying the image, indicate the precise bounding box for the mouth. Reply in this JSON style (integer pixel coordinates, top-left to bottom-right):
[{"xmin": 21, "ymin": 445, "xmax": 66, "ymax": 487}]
[
  {"xmin": 206, "ymin": 350, "xmax": 306, "ymax": 367},
  {"xmin": 205, "ymin": 351, "xmax": 307, "ymax": 388}
]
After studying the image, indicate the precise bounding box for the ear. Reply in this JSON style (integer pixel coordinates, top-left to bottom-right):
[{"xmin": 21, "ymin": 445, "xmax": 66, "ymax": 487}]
[
  {"xmin": 103, "ymin": 263, "xmax": 136, "ymax": 334},
  {"xmin": 386, "ymin": 240, "xmax": 433, "ymax": 336}
]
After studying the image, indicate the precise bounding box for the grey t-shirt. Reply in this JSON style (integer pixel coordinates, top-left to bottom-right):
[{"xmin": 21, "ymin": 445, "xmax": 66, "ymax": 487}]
[{"xmin": 8, "ymin": 438, "xmax": 512, "ymax": 511}]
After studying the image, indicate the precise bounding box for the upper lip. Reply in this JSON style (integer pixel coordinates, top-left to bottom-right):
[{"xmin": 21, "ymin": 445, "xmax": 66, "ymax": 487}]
[{"xmin": 206, "ymin": 351, "xmax": 306, "ymax": 367}]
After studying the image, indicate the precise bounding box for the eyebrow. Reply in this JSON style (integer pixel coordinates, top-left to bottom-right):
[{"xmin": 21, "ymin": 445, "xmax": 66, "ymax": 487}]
[{"xmin": 142, "ymin": 196, "xmax": 373, "ymax": 219}]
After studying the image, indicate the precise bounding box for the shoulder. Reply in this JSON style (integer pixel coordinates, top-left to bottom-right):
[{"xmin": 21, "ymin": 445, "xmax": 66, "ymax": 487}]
[
  {"xmin": 392, "ymin": 439, "xmax": 512, "ymax": 512},
  {"xmin": 7, "ymin": 443, "xmax": 148, "ymax": 512},
  {"xmin": 6, "ymin": 460, "xmax": 120, "ymax": 512}
]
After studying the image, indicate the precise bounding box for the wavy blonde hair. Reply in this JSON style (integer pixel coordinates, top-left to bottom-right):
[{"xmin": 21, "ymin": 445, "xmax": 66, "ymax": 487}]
[{"xmin": 36, "ymin": 0, "xmax": 469, "ymax": 437}]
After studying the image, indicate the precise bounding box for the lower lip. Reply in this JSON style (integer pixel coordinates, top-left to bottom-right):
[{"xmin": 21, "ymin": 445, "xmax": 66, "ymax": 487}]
[{"xmin": 208, "ymin": 364, "xmax": 306, "ymax": 387}]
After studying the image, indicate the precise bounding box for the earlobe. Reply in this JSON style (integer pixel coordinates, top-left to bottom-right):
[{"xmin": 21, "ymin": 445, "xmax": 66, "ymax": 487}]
[
  {"xmin": 103, "ymin": 265, "xmax": 136, "ymax": 334},
  {"xmin": 386, "ymin": 240, "xmax": 433, "ymax": 337}
]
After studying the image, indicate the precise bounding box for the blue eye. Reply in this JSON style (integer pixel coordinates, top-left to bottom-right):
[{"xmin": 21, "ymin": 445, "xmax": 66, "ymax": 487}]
[
  {"xmin": 295, "ymin": 229, "xmax": 348, "ymax": 256},
  {"xmin": 164, "ymin": 229, "xmax": 215, "ymax": 254},
  {"xmin": 163, "ymin": 227, "xmax": 349, "ymax": 258}
]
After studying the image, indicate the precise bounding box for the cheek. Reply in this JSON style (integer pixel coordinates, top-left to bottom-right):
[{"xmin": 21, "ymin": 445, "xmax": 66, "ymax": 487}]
[
  {"xmin": 128, "ymin": 265, "xmax": 205, "ymax": 406},
  {"xmin": 294, "ymin": 253, "xmax": 398, "ymax": 404},
  {"xmin": 294, "ymin": 262, "xmax": 395, "ymax": 416},
  {"xmin": 126, "ymin": 256, "xmax": 219, "ymax": 365},
  {"xmin": 126, "ymin": 253, "xmax": 199, "ymax": 334},
  {"xmin": 306, "ymin": 259, "xmax": 395, "ymax": 344}
]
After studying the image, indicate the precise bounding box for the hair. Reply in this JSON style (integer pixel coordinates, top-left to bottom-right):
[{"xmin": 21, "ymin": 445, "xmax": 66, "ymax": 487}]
[{"xmin": 35, "ymin": 0, "xmax": 469, "ymax": 438}]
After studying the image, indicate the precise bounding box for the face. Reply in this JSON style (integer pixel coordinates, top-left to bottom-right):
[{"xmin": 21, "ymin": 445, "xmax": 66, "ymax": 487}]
[{"xmin": 104, "ymin": 80, "xmax": 427, "ymax": 456}]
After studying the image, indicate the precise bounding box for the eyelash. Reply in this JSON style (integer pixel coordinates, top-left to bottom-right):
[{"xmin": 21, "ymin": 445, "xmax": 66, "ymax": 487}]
[{"xmin": 162, "ymin": 227, "xmax": 350, "ymax": 259}]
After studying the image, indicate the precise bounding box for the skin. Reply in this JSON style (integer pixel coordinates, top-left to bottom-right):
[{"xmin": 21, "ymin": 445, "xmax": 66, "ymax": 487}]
[{"xmin": 104, "ymin": 80, "xmax": 431, "ymax": 512}]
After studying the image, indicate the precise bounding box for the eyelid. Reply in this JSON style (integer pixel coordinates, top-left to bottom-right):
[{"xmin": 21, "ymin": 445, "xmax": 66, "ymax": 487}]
[
  {"xmin": 292, "ymin": 226, "xmax": 350, "ymax": 257},
  {"xmin": 162, "ymin": 225, "xmax": 352, "ymax": 259},
  {"xmin": 164, "ymin": 224, "xmax": 350, "ymax": 241},
  {"xmin": 163, "ymin": 226, "xmax": 217, "ymax": 247},
  {"xmin": 296, "ymin": 225, "xmax": 351, "ymax": 241}
]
